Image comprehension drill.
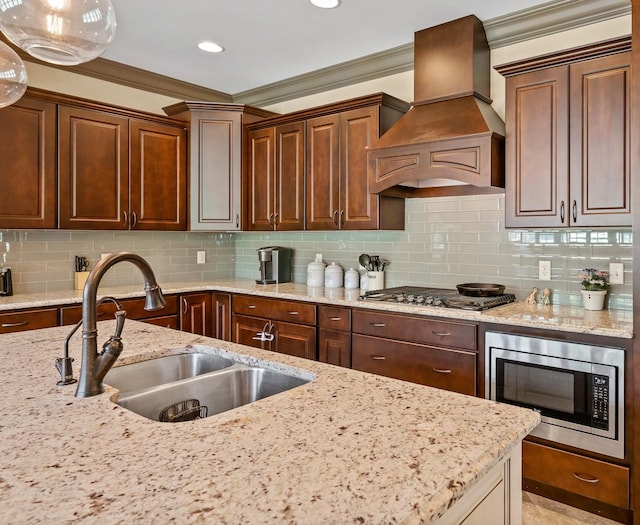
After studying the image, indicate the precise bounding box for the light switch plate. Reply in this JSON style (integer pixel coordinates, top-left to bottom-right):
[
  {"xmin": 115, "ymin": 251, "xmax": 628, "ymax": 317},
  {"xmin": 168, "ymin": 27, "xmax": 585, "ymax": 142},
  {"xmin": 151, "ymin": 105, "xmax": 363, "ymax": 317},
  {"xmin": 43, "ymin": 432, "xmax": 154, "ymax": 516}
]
[
  {"xmin": 609, "ymin": 263, "xmax": 624, "ymax": 284},
  {"xmin": 197, "ymin": 251, "xmax": 206, "ymax": 264},
  {"xmin": 538, "ymin": 260, "xmax": 551, "ymax": 280}
]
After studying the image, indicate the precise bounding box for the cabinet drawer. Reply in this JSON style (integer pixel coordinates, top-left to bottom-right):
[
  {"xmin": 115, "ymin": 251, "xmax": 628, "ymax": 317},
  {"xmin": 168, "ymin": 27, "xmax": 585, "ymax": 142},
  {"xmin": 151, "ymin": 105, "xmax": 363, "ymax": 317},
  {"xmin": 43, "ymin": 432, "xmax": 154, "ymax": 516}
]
[
  {"xmin": 318, "ymin": 305, "xmax": 351, "ymax": 331},
  {"xmin": 523, "ymin": 441, "xmax": 629, "ymax": 508},
  {"xmin": 233, "ymin": 295, "xmax": 316, "ymax": 325},
  {"xmin": 59, "ymin": 295, "xmax": 179, "ymax": 325},
  {"xmin": 352, "ymin": 310, "xmax": 476, "ymax": 350},
  {"xmin": 352, "ymin": 334, "xmax": 476, "ymax": 395},
  {"xmin": 0, "ymin": 308, "xmax": 58, "ymax": 333}
]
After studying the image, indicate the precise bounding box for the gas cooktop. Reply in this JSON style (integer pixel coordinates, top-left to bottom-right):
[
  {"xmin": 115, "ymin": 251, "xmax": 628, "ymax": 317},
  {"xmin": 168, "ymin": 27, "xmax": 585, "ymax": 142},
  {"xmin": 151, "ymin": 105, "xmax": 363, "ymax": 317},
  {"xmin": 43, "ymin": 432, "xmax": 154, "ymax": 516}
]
[{"xmin": 360, "ymin": 286, "xmax": 517, "ymax": 311}]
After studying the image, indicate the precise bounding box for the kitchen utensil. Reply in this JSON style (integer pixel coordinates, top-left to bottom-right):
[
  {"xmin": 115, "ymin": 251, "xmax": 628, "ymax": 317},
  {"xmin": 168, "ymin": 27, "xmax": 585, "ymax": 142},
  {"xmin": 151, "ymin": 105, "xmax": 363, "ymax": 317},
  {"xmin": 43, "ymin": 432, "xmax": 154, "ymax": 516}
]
[
  {"xmin": 456, "ymin": 283, "xmax": 505, "ymax": 297},
  {"xmin": 359, "ymin": 253, "xmax": 371, "ymax": 271},
  {"xmin": 371, "ymin": 255, "xmax": 380, "ymax": 271}
]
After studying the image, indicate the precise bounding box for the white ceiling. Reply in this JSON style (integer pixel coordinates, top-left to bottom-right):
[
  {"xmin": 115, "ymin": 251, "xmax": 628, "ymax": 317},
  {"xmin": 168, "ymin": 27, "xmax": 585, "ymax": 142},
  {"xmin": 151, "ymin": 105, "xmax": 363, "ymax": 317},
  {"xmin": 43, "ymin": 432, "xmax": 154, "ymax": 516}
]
[{"xmin": 103, "ymin": 0, "xmax": 549, "ymax": 97}]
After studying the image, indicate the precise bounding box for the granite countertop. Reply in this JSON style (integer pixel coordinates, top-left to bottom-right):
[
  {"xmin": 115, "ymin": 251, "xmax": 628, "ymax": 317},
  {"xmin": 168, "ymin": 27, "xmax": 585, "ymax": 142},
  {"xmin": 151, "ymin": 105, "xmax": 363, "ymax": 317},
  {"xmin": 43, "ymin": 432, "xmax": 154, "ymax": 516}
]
[
  {"xmin": 0, "ymin": 321, "xmax": 539, "ymax": 524},
  {"xmin": 0, "ymin": 278, "xmax": 633, "ymax": 338}
]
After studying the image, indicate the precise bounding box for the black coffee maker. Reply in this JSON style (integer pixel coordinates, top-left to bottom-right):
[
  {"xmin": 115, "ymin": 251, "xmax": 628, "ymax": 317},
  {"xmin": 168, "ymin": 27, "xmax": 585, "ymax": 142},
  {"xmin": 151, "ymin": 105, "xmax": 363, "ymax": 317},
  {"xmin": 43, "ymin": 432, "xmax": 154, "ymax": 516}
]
[
  {"xmin": 256, "ymin": 246, "xmax": 292, "ymax": 284},
  {"xmin": 0, "ymin": 267, "xmax": 12, "ymax": 296}
]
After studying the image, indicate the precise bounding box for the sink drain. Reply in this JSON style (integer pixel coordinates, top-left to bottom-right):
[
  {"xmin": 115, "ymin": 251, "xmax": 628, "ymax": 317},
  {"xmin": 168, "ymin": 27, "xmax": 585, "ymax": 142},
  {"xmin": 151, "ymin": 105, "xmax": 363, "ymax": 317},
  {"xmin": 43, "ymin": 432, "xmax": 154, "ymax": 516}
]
[{"xmin": 159, "ymin": 399, "xmax": 208, "ymax": 423}]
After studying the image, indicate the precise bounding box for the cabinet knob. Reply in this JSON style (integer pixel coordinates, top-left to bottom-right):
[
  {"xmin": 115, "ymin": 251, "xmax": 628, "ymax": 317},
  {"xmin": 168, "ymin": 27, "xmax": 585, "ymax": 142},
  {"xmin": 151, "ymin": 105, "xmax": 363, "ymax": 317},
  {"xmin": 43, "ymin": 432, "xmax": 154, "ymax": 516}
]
[{"xmin": 572, "ymin": 472, "xmax": 600, "ymax": 484}]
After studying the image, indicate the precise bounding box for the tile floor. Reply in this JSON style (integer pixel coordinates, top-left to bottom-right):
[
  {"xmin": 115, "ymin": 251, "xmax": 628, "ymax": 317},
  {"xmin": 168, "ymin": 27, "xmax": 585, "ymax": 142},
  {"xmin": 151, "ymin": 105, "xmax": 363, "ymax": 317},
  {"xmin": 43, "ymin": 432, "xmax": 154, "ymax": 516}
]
[{"xmin": 523, "ymin": 492, "xmax": 621, "ymax": 525}]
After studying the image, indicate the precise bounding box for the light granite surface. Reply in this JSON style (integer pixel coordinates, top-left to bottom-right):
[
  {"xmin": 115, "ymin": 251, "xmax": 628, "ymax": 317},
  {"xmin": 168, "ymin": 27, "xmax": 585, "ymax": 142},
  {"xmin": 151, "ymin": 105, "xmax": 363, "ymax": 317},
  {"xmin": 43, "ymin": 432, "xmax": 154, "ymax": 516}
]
[
  {"xmin": 0, "ymin": 278, "xmax": 633, "ymax": 338},
  {"xmin": 0, "ymin": 320, "xmax": 539, "ymax": 524}
]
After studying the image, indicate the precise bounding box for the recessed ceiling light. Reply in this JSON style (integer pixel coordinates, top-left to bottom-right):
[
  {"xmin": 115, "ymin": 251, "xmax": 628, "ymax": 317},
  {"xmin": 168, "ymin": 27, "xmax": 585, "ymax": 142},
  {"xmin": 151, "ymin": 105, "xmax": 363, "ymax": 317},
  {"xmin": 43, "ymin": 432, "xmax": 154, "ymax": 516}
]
[
  {"xmin": 197, "ymin": 41, "xmax": 224, "ymax": 53},
  {"xmin": 310, "ymin": 0, "xmax": 341, "ymax": 8}
]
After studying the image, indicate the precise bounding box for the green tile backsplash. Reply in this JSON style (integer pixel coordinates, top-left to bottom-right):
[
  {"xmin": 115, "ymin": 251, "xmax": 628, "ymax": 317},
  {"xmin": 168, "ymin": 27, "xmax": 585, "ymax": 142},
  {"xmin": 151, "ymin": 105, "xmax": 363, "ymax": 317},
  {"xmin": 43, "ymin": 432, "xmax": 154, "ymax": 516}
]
[{"xmin": 0, "ymin": 195, "xmax": 632, "ymax": 310}]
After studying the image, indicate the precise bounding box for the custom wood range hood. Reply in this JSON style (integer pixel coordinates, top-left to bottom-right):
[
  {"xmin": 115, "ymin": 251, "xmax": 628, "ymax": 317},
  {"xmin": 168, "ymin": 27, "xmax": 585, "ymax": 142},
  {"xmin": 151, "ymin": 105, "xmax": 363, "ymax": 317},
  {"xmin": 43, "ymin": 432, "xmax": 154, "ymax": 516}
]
[{"xmin": 367, "ymin": 15, "xmax": 505, "ymax": 197}]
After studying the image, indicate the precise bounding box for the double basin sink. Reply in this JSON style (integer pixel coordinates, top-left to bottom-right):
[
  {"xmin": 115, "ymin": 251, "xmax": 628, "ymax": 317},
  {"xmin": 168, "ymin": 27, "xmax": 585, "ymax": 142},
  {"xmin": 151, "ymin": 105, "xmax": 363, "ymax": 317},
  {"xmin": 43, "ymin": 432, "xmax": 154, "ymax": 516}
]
[{"xmin": 104, "ymin": 352, "xmax": 311, "ymax": 423}]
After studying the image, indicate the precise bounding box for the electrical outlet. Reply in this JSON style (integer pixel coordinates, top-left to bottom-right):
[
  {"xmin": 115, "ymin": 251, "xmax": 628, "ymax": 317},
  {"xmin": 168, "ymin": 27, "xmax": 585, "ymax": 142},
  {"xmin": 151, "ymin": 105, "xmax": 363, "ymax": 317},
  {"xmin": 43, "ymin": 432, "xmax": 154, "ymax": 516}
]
[
  {"xmin": 197, "ymin": 251, "xmax": 206, "ymax": 264},
  {"xmin": 609, "ymin": 262, "xmax": 624, "ymax": 284},
  {"xmin": 539, "ymin": 260, "xmax": 551, "ymax": 280}
]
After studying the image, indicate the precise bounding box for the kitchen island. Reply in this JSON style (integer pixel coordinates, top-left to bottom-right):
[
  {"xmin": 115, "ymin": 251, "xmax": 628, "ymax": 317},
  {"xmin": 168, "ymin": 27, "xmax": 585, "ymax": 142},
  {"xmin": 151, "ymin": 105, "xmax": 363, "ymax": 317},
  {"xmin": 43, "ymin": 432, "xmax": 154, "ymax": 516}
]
[{"xmin": 0, "ymin": 320, "xmax": 539, "ymax": 524}]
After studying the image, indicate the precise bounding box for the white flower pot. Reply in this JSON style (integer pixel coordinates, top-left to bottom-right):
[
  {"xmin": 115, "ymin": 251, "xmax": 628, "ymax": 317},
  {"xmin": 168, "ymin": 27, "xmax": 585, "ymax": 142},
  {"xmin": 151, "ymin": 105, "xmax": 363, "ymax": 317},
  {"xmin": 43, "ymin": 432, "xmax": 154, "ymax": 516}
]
[{"xmin": 581, "ymin": 290, "xmax": 607, "ymax": 311}]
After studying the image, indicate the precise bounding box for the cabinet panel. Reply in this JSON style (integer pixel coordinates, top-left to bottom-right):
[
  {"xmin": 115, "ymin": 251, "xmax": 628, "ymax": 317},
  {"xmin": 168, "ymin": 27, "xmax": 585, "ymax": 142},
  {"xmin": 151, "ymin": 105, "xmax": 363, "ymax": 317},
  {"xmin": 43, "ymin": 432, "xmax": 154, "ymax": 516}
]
[
  {"xmin": 275, "ymin": 122, "xmax": 305, "ymax": 230},
  {"xmin": 212, "ymin": 292, "xmax": 231, "ymax": 341},
  {"xmin": 318, "ymin": 305, "xmax": 351, "ymax": 331},
  {"xmin": 569, "ymin": 52, "xmax": 631, "ymax": 226},
  {"xmin": 0, "ymin": 308, "xmax": 58, "ymax": 334},
  {"xmin": 0, "ymin": 97, "xmax": 56, "ymax": 229},
  {"xmin": 246, "ymin": 127, "xmax": 275, "ymax": 230},
  {"xmin": 504, "ymin": 66, "xmax": 569, "ymax": 228},
  {"xmin": 233, "ymin": 294, "xmax": 316, "ymax": 325},
  {"xmin": 352, "ymin": 334, "xmax": 476, "ymax": 395},
  {"xmin": 58, "ymin": 105, "xmax": 129, "ymax": 229},
  {"xmin": 340, "ymin": 106, "xmax": 379, "ymax": 229},
  {"xmin": 306, "ymin": 114, "xmax": 340, "ymax": 230},
  {"xmin": 318, "ymin": 328, "xmax": 351, "ymax": 367},
  {"xmin": 179, "ymin": 293, "xmax": 213, "ymax": 336},
  {"xmin": 523, "ymin": 440, "xmax": 629, "ymax": 509},
  {"xmin": 130, "ymin": 119, "xmax": 187, "ymax": 230},
  {"xmin": 59, "ymin": 295, "xmax": 179, "ymax": 325}
]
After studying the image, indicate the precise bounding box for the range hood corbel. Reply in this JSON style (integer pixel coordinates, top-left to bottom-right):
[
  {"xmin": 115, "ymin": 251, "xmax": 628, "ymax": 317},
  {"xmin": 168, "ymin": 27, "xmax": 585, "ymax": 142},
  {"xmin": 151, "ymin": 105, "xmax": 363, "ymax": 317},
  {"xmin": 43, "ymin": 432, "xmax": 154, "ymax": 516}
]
[{"xmin": 367, "ymin": 15, "xmax": 505, "ymax": 197}]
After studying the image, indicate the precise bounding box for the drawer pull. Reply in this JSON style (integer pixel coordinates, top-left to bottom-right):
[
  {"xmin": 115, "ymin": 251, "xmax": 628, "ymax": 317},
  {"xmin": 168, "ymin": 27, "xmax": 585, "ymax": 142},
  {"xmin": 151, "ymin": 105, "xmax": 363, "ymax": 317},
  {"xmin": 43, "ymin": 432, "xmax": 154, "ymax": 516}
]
[
  {"xmin": 287, "ymin": 311, "xmax": 299, "ymax": 316},
  {"xmin": 432, "ymin": 331, "xmax": 452, "ymax": 337},
  {"xmin": 246, "ymin": 305, "xmax": 257, "ymax": 309},
  {"xmin": 371, "ymin": 323, "xmax": 386, "ymax": 328},
  {"xmin": 371, "ymin": 355, "xmax": 386, "ymax": 360},
  {"xmin": 329, "ymin": 317, "xmax": 342, "ymax": 321},
  {"xmin": 572, "ymin": 472, "xmax": 600, "ymax": 484},
  {"xmin": 433, "ymin": 368, "xmax": 452, "ymax": 374},
  {"xmin": 2, "ymin": 321, "xmax": 29, "ymax": 328}
]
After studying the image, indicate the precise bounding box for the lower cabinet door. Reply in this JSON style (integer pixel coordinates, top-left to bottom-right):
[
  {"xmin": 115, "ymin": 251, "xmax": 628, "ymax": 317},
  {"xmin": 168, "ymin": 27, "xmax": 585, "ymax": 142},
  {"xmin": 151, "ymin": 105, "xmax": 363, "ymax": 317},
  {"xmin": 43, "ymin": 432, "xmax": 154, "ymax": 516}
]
[
  {"xmin": 179, "ymin": 293, "xmax": 213, "ymax": 336},
  {"xmin": 352, "ymin": 334, "xmax": 476, "ymax": 395},
  {"xmin": 233, "ymin": 314, "xmax": 273, "ymax": 351},
  {"xmin": 318, "ymin": 328, "xmax": 351, "ymax": 367}
]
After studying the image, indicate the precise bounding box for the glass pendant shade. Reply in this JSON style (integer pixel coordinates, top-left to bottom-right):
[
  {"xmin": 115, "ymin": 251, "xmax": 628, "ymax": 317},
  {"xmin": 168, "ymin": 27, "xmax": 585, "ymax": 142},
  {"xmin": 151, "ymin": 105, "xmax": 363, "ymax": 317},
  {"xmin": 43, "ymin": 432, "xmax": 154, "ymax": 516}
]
[
  {"xmin": 0, "ymin": 0, "xmax": 117, "ymax": 66},
  {"xmin": 0, "ymin": 40, "xmax": 27, "ymax": 108}
]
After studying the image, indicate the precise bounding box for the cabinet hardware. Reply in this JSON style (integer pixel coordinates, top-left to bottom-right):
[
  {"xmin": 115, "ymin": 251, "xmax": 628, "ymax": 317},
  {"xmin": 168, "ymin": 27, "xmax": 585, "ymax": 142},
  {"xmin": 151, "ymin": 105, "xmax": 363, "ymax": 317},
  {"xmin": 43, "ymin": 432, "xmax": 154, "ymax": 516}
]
[
  {"xmin": 560, "ymin": 201, "xmax": 565, "ymax": 223},
  {"xmin": 247, "ymin": 305, "xmax": 256, "ymax": 309},
  {"xmin": 268, "ymin": 213, "xmax": 274, "ymax": 226},
  {"xmin": 572, "ymin": 472, "xmax": 600, "ymax": 484},
  {"xmin": 572, "ymin": 200, "xmax": 577, "ymax": 223},
  {"xmin": 339, "ymin": 210, "xmax": 344, "ymax": 225},
  {"xmin": 371, "ymin": 355, "xmax": 386, "ymax": 360},
  {"xmin": 432, "ymin": 331, "xmax": 452, "ymax": 337},
  {"xmin": 235, "ymin": 214, "xmax": 239, "ymax": 228},
  {"xmin": 2, "ymin": 321, "xmax": 29, "ymax": 328},
  {"xmin": 332, "ymin": 210, "xmax": 339, "ymax": 226},
  {"xmin": 131, "ymin": 211, "xmax": 138, "ymax": 228},
  {"xmin": 329, "ymin": 317, "xmax": 342, "ymax": 321},
  {"xmin": 182, "ymin": 298, "xmax": 188, "ymax": 314},
  {"xmin": 371, "ymin": 323, "xmax": 386, "ymax": 327},
  {"xmin": 433, "ymin": 368, "xmax": 452, "ymax": 374},
  {"xmin": 287, "ymin": 311, "xmax": 299, "ymax": 316},
  {"xmin": 123, "ymin": 210, "xmax": 129, "ymax": 227}
]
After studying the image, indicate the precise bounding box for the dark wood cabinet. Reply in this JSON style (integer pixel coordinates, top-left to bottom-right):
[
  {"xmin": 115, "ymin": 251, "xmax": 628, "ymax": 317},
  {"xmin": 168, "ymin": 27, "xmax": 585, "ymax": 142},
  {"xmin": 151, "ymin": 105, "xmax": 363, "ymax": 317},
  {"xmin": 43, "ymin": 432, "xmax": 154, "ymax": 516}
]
[
  {"xmin": 0, "ymin": 96, "xmax": 57, "ymax": 229},
  {"xmin": 179, "ymin": 292, "xmax": 213, "ymax": 336},
  {"xmin": 212, "ymin": 291, "xmax": 231, "ymax": 341},
  {"xmin": 318, "ymin": 305, "xmax": 351, "ymax": 367},
  {"xmin": 0, "ymin": 308, "xmax": 58, "ymax": 334},
  {"xmin": 351, "ymin": 309, "xmax": 477, "ymax": 395},
  {"xmin": 245, "ymin": 121, "xmax": 305, "ymax": 231},
  {"xmin": 499, "ymin": 41, "xmax": 631, "ymax": 228},
  {"xmin": 129, "ymin": 119, "xmax": 187, "ymax": 230},
  {"xmin": 58, "ymin": 105, "xmax": 187, "ymax": 230},
  {"xmin": 232, "ymin": 294, "xmax": 316, "ymax": 360}
]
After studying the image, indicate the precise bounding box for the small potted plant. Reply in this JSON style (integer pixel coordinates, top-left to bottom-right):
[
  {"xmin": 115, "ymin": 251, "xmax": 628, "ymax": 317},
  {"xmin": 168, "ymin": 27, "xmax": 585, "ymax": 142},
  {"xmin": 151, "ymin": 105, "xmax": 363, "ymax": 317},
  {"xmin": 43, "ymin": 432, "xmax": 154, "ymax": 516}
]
[{"xmin": 579, "ymin": 268, "xmax": 610, "ymax": 310}]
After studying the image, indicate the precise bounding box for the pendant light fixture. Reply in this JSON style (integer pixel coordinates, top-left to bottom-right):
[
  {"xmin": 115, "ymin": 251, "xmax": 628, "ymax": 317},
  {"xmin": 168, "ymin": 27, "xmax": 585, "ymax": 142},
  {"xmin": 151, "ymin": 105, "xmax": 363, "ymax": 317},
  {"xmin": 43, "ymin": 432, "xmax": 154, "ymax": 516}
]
[
  {"xmin": 0, "ymin": 0, "xmax": 117, "ymax": 66},
  {"xmin": 0, "ymin": 40, "xmax": 28, "ymax": 108}
]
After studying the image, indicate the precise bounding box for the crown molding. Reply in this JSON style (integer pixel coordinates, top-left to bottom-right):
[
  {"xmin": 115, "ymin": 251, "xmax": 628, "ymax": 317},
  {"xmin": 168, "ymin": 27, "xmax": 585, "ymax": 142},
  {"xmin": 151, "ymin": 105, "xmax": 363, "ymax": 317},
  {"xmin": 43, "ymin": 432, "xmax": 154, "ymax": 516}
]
[{"xmin": 6, "ymin": 0, "xmax": 630, "ymax": 106}]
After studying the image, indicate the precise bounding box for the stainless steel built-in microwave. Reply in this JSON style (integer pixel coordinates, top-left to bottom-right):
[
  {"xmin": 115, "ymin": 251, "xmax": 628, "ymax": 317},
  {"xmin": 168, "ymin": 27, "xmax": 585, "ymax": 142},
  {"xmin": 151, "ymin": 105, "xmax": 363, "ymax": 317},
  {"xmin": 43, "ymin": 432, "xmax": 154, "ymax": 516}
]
[{"xmin": 485, "ymin": 332, "xmax": 625, "ymax": 459}]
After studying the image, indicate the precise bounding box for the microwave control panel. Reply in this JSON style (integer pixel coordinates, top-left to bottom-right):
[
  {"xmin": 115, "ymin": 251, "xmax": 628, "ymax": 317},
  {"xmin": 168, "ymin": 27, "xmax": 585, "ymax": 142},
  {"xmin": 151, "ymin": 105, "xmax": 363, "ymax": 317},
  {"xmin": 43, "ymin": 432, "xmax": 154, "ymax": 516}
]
[{"xmin": 592, "ymin": 374, "xmax": 609, "ymax": 430}]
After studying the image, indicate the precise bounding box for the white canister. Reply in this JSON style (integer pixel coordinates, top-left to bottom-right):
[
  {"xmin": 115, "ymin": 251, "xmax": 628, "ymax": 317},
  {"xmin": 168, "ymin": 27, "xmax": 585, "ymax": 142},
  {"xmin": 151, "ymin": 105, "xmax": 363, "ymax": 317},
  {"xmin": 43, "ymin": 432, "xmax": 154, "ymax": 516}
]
[
  {"xmin": 324, "ymin": 262, "xmax": 343, "ymax": 288},
  {"xmin": 367, "ymin": 271, "xmax": 385, "ymax": 291},
  {"xmin": 344, "ymin": 268, "xmax": 359, "ymax": 289},
  {"xmin": 306, "ymin": 260, "xmax": 325, "ymax": 287}
]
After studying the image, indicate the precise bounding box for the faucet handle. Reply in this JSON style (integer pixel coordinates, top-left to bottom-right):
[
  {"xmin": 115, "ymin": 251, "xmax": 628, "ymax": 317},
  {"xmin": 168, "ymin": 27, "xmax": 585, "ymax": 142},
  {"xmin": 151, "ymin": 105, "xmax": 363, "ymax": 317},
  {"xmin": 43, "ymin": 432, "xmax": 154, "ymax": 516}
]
[{"xmin": 113, "ymin": 309, "xmax": 127, "ymax": 339}]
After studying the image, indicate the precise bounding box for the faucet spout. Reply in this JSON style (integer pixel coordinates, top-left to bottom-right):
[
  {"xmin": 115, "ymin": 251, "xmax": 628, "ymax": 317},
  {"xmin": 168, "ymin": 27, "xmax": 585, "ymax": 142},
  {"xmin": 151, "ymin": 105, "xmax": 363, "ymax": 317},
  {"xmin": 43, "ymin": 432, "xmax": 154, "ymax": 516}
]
[{"xmin": 75, "ymin": 252, "xmax": 166, "ymax": 398}]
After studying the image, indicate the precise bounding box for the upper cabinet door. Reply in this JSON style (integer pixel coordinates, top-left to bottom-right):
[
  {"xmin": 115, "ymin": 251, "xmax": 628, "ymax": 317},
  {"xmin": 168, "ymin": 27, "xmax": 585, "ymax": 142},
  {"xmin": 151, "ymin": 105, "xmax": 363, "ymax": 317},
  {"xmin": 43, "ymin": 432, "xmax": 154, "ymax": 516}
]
[
  {"xmin": 569, "ymin": 52, "xmax": 631, "ymax": 227},
  {"xmin": 340, "ymin": 106, "xmax": 379, "ymax": 230},
  {"xmin": 246, "ymin": 127, "xmax": 276, "ymax": 230},
  {"xmin": 130, "ymin": 119, "xmax": 187, "ymax": 231},
  {"xmin": 275, "ymin": 121, "xmax": 305, "ymax": 230},
  {"xmin": 0, "ymin": 96, "xmax": 56, "ymax": 229},
  {"xmin": 306, "ymin": 113, "xmax": 340, "ymax": 230},
  {"xmin": 58, "ymin": 105, "xmax": 129, "ymax": 229},
  {"xmin": 504, "ymin": 65, "xmax": 569, "ymax": 228}
]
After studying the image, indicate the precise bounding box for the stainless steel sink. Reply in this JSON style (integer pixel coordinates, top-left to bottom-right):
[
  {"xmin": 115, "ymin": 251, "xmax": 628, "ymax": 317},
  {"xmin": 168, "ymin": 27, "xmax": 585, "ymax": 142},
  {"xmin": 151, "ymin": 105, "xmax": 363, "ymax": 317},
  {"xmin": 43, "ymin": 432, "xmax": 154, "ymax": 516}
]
[
  {"xmin": 104, "ymin": 352, "xmax": 235, "ymax": 395},
  {"xmin": 115, "ymin": 365, "xmax": 310, "ymax": 422}
]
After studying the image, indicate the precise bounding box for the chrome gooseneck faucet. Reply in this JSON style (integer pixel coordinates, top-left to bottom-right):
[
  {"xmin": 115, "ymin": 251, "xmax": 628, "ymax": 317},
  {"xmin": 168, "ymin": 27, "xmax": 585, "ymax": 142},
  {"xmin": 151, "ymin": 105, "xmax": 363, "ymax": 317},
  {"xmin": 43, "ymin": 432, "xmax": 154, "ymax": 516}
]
[{"xmin": 75, "ymin": 252, "xmax": 166, "ymax": 398}]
